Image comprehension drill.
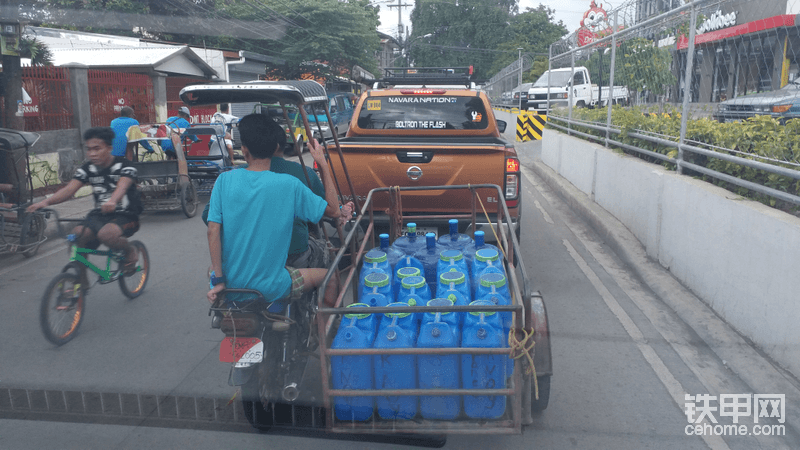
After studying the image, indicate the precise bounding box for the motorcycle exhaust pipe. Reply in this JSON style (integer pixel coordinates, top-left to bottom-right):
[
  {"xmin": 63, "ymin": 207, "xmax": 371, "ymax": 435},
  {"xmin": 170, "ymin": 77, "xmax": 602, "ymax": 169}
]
[{"xmin": 282, "ymin": 382, "xmax": 300, "ymax": 402}]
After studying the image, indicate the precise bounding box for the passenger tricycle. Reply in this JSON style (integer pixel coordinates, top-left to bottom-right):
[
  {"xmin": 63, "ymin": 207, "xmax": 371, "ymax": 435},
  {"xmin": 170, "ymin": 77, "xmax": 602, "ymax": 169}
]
[{"xmin": 0, "ymin": 128, "xmax": 47, "ymax": 257}]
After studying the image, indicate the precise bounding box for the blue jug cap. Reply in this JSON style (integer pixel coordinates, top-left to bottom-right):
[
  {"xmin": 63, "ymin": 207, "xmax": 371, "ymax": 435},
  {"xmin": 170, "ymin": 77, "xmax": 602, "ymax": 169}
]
[
  {"xmin": 344, "ymin": 303, "xmax": 372, "ymax": 319},
  {"xmin": 468, "ymin": 299, "xmax": 497, "ymax": 316},
  {"xmin": 364, "ymin": 272, "xmax": 390, "ymax": 288},
  {"xmin": 401, "ymin": 275, "xmax": 426, "ymax": 289},
  {"xmin": 427, "ymin": 298, "xmax": 454, "ymax": 315},
  {"xmin": 440, "ymin": 270, "xmax": 466, "ymax": 285},
  {"xmin": 475, "ymin": 248, "xmax": 499, "ymax": 262},
  {"xmin": 365, "ymin": 249, "xmax": 387, "ymax": 264},
  {"xmin": 439, "ymin": 249, "xmax": 463, "ymax": 262},
  {"xmin": 396, "ymin": 266, "xmax": 420, "ymax": 279},
  {"xmin": 480, "ymin": 272, "xmax": 507, "ymax": 288},
  {"xmin": 362, "ymin": 293, "xmax": 387, "ymax": 307},
  {"xmin": 385, "ymin": 301, "xmax": 412, "ymax": 318}
]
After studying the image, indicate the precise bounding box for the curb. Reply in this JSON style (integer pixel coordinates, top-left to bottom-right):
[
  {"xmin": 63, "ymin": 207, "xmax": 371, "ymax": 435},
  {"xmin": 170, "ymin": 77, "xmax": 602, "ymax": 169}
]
[{"xmin": 529, "ymin": 158, "xmax": 800, "ymax": 427}]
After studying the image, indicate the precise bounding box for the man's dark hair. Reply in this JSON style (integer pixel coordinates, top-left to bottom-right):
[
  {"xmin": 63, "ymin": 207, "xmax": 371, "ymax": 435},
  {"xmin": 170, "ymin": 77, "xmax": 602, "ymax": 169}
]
[
  {"xmin": 83, "ymin": 127, "xmax": 115, "ymax": 147},
  {"xmin": 237, "ymin": 113, "xmax": 283, "ymax": 159},
  {"xmin": 220, "ymin": 103, "xmax": 229, "ymax": 113},
  {"xmin": 120, "ymin": 106, "xmax": 135, "ymax": 118}
]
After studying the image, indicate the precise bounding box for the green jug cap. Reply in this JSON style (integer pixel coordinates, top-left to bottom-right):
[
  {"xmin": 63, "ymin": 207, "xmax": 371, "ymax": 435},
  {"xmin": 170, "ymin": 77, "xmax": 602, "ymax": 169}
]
[
  {"xmin": 401, "ymin": 275, "xmax": 426, "ymax": 289},
  {"xmin": 407, "ymin": 223, "xmax": 416, "ymax": 232},
  {"xmin": 468, "ymin": 299, "xmax": 497, "ymax": 316},
  {"xmin": 480, "ymin": 272, "xmax": 507, "ymax": 288},
  {"xmin": 440, "ymin": 270, "xmax": 466, "ymax": 285},
  {"xmin": 365, "ymin": 250, "xmax": 387, "ymax": 264},
  {"xmin": 427, "ymin": 298, "xmax": 453, "ymax": 315},
  {"xmin": 475, "ymin": 248, "xmax": 499, "ymax": 263},
  {"xmin": 344, "ymin": 303, "xmax": 372, "ymax": 319},
  {"xmin": 439, "ymin": 249, "xmax": 463, "ymax": 262},
  {"xmin": 396, "ymin": 266, "xmax": 421, "ymax": 279},
  {"xmin": 385, "ymin": 301, "xmax": 411, "ymax": 318},
  {"xmin": 364, "ymin": 272, "xmax": 390, "ymax": 288}
]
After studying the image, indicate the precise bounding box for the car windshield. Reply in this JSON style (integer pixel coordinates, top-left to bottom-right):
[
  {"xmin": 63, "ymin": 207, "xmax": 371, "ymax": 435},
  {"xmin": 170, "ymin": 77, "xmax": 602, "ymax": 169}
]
[
  {"xmin": 356, "ymin": 95, "xmax": 488, "ymax": 130},
  {"xmin": 533, "ymin": 71, "xmax": 572, "ymax": 87}
]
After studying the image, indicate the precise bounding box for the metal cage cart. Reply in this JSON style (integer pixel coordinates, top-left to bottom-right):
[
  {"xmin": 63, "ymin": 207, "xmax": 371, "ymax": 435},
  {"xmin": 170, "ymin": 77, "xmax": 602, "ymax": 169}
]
[{"xmin": 0, "ymin": 128, "xmax": 47, "ymax": 257}]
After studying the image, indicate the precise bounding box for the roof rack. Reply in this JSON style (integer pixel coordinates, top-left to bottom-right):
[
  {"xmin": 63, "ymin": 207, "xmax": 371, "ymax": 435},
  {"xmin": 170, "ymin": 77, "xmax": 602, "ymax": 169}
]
[{"xmin": 378, "ymin": 67, "xmax": 473, "ymax": 87}]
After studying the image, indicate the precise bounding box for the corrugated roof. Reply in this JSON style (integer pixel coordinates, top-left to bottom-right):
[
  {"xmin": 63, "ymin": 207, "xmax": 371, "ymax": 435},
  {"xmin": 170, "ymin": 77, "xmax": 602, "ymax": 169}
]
[{"xmin": 50, "ymin": 46, "xmax": 217, "ymax": 78}]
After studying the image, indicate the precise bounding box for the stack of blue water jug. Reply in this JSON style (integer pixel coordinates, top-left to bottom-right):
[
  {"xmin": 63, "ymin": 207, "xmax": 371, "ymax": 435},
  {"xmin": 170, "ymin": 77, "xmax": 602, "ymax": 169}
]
[{"xmin": 331, "ymin": 222, "xmax": 515, "ymax": 421}]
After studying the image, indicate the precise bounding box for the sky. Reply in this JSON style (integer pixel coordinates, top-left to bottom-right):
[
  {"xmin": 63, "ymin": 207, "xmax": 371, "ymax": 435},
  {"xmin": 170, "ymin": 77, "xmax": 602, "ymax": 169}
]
[{"xmin": 376, "ymin": 0, "xmax": 617, "ymax": 39}]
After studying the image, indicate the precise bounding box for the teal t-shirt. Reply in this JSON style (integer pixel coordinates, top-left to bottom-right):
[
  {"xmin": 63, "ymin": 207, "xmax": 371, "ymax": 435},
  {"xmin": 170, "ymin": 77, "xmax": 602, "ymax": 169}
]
[
  {"xmin": 207, "ymin": 168, "xmax": 327, "ymax": 302},
  {"xmin": 270, "ymin": 156, "xmax": 325, "ymax": 255}
]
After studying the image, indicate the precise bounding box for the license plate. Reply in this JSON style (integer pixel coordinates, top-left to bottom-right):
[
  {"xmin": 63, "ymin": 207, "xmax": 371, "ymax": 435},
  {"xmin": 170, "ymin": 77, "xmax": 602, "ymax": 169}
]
[
  {"xmin": 219, "ymin": 337, "xmax": 263, "ymax": 363},
  {"xmin": 404, "ymin": 226, "xmax": 437, "ymax": 238}
]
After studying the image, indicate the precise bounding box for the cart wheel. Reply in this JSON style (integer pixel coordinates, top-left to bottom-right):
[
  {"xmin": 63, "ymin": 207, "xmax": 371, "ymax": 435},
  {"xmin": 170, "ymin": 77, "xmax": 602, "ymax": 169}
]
[
  {"xmin": 21, "ymin": 212, "xmax": 46, "ymax": 258},
  {"xmin": 531, "ymin": 374, "xmax": 550, "ymax": 414},
  {"xmin": 180, "ymin": 182, "xmax": 198, "ymax": 218}
]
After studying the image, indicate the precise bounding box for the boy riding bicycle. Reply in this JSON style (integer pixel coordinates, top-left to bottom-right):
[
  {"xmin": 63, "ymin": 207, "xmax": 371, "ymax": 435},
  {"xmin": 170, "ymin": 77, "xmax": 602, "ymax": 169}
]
[
  {"xmin": 28, "ymin": 127, "xmax": 143, "ymax": 274},
  {"xmin": 206, "ymin": 114, "xmax": 346, "ymax": 307}
]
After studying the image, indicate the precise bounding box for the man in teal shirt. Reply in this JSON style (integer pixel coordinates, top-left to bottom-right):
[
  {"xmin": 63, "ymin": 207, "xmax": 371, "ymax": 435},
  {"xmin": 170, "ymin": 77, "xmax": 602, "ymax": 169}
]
[{"xmin": 206, "ymin": 114, "xmax": 344, "ymax": 306}]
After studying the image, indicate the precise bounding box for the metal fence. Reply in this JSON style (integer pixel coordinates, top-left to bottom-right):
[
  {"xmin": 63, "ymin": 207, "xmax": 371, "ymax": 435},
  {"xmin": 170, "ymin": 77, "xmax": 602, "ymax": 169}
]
[
  {"xmin": 88, "ymin": 70, "xmax": 156, "ymax": 127},
  {"xmin": 21, "ymin": 66, "xmax": 74, "ymax": 132},
  {"xmin": 483, "ymin": 54, "xmax": 537, "ymax": 106},
  {"xmin": 543, "ymin": 0, "xmax": 800, "ymax": 209}
]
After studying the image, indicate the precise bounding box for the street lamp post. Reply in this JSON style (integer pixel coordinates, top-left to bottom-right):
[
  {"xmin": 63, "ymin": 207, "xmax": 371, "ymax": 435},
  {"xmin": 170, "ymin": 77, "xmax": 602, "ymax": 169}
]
[{"xmin": 518, "ymin": 48, "xmax": 523, "ymax": 111}]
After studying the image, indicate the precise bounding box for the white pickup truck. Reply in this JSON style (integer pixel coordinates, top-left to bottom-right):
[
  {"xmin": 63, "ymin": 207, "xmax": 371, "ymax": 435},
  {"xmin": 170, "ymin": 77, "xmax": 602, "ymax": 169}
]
[{"xmin": 526, "ymin": 66, "xmax": 628, "ymax": 114}]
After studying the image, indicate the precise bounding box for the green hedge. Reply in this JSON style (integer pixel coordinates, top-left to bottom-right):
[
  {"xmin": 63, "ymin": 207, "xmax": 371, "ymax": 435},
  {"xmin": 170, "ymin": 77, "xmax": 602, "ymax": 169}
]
[{"xmin": 551, "ymin": 106, "xmax": 800, "ymax": 209}]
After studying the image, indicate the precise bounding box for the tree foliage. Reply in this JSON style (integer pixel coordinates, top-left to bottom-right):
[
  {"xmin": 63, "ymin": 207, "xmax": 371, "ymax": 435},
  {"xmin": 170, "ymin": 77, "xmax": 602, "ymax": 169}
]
[
  {"xmin": 613, "ymin": 38, "xmax": 676, "ymax": 95},
  {"xmin": 408, "ymin": 2, "xmax": 566, "ymax": 82}
]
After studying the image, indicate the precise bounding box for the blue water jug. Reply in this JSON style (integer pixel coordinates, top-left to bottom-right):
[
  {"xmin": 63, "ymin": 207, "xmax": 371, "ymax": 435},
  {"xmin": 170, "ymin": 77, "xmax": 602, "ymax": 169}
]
[
  {"xmin": 422, "ymin": 298, "xmax": 459, "ymax": 343},
  {"xmin": 471, "ymin": 248, "xmax": 505, "ymax": 297},
  {"xmin": 399, "ymin": 276, "xmax": 432, "ymax": 305},
  {"xmin": 392, "ymin": 266, "xmax": 421, "ymax": 303},
  {"xmin": 373, "ymin": 314, "xmax": 418, "ymax": 420},
  {"xmin": 344, "ymin": 303, "xmax": 378, "ymax": 337},
  {"xmin": 361, "ymin": 249, "xmax": 392, "ymax": 286},
  {"xmin": 378, "ymin": 233, "xmax": 405, "ymax": 270},
  {"xmin": 414, "ymin": 233, "xmax": 442, "ymax": 297},
  {"xmin": 436, "ymin": 249, "xmax": 470, "ymax": 287},
  {"xmin": 475, "ymin": 272, "xmax": 512, "ymax": 331},
  {"xmin": 437, "ymin": 219, "xmax": 473, "ymax": 253},
  {"xmin": 464, "ymin": 230, "xmax": 502, "ymax": 270},
  {"xmin": 392, "ymin": 223, "xmax": 426, "ymax": 256},
  {"xmin": 463, "ymin": 299, "xmax": 513, "ymax": 381},
  {"xmin": 384, "ymin": 301, "xmax": 421, "ymax": 337},
  {"xmin": 461, "ymin": 309, "xmax": 508, "ymax": 419},
  {"xmin": 417, "ymin": 313, "xmax": 460, "ymax": 420},
  {"xmin": 360, "ymin": 272, "xmax": 392, "ymax": 303},
  {"xmin": 331, "ymin": 313, "xmax": 376, "ymax": 421},
  {"xmin": 437, "ymin": 270, "xmax": 471, "ymax": 305},
  {"xmin": 437, "ymin": 288, "xmax": 469, "ymax": 326}
]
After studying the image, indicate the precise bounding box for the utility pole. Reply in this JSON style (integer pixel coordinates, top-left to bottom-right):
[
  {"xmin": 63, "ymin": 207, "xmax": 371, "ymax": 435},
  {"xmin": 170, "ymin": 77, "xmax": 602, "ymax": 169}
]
[
  {"xmin": 387, "ymin": 0, "xmax": 413, "ymax": 47},
  {"xmin": 518, "ymin": 48, "xmax": 523, "ymax": 111}
]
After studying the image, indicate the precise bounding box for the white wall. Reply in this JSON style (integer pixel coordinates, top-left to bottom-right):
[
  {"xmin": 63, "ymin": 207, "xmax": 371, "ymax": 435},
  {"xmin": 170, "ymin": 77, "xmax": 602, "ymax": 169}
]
[{"xmin": 542, "ymin": 129, "xmax": 800, "ymax": 376}]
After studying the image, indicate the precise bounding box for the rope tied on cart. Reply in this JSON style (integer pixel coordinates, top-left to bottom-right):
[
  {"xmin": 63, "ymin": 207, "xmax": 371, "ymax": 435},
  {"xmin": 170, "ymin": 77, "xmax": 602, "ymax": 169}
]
[
  {"xmin": 470, "ymin": 184, "xmax": 508, "ymax": 261},
  {"xmin": 509, "ymin": 328, "xmax": 539, "ymax": 400},
  {"xmin": 387, "ymin": 186, "xmax": 404, "ymax": 238}
]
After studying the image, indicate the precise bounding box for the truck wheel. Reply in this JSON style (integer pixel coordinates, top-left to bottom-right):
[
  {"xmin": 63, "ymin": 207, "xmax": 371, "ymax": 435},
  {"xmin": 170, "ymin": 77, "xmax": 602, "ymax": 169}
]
[
  {"xmin": 576, "ymin": 101, "xmax": 586, "ymax": 108},
  {"xmin": 531, "ymin": 375, "xmax": 551, "ymax": 414}
]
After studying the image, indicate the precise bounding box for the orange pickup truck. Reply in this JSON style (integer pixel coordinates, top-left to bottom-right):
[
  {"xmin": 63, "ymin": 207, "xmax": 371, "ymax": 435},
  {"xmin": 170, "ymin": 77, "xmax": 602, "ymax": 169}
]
[{"xmin": 329, "ymin": 67, "xmax": 521, "ymax": 239}]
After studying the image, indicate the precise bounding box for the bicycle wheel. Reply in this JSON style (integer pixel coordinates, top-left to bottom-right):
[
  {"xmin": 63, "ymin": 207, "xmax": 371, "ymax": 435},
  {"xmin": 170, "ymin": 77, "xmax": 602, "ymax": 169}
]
[
  {"xmin": 119, "ymin": 240, "xmax": 150, "ymax": 299},
  {"xmin": 40, "ymin": 272, "xmax": 86, "ymax": 346},
  {"xmin": 21, "ymin": 212, "xmax": 46, "ymax": 258},
  {"xmin": 180, "ymin": 182, "xmax": 198, "ymax": 218}
]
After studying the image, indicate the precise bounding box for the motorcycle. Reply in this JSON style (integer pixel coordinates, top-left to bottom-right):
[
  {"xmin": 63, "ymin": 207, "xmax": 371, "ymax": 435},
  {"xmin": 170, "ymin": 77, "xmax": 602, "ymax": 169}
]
[{"xmin": 210, "ymin": 288, "xmax": 322, "ymax": 430}]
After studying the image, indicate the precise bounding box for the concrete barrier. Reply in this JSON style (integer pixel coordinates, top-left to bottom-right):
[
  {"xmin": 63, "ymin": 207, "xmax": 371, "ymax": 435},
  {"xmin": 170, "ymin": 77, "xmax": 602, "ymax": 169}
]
[{"xmin": 542, "ymin": 128, "xmax": 800, "ymax": 377}]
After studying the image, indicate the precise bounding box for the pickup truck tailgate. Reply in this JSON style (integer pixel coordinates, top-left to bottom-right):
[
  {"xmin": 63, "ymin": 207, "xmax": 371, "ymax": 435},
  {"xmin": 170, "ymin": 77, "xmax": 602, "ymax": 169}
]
[{"xmin": 330, "ymin": 143, "xmax": 509, "ymax": 214}]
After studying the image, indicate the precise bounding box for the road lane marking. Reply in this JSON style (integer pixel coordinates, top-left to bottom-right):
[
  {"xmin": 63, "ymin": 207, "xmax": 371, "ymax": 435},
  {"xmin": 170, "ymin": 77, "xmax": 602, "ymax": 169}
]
[
  {"xmin": 563, "ymin": 239, "xmax": 729, "ymax": 450},
  {"xmin": 533, "ymin": 200, "xmax": 554, "ymax": 224}
]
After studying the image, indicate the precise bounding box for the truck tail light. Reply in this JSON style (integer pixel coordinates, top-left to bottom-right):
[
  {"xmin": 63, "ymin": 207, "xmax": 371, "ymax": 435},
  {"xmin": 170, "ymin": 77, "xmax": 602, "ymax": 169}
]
[{"xmin": 505, "ymin": 157, "xmax": 520, "ymax": 200}]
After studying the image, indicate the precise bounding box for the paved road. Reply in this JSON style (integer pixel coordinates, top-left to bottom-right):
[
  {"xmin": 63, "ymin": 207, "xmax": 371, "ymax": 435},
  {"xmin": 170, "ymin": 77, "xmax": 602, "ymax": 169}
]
[{"xmin": 0, "ymin": 122, "xmax": 798, "ymax": 449}]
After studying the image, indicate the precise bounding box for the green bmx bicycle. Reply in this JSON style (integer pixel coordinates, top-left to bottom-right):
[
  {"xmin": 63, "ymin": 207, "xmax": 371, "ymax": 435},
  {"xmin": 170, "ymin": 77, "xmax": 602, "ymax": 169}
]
[{"xmin": 38, "ymin": 208, "xmax": 150, "ymax": 345}]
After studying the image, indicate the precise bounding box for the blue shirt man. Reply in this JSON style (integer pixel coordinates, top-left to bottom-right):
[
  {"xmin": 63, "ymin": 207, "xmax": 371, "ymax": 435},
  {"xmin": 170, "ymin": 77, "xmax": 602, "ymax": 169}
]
[
  {"xmin": 109, "ymin": 106, "xmax": 155, "ymax": 159},
  {"xmin": 206, "ymin": 114, "xmax": 345, "ymax": 307},
  {"xmin": 161, "ymin": 106, "xmax": 192, "ymax": 157}
]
